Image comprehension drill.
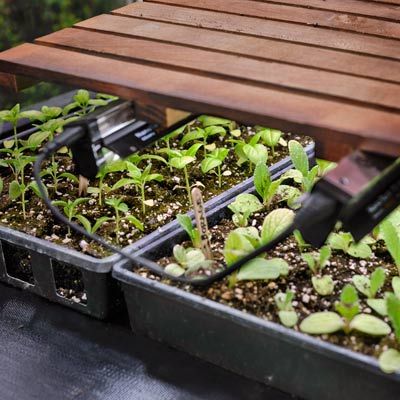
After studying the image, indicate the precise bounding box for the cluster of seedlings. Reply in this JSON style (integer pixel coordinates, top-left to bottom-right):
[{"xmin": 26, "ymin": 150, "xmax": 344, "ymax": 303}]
[
  {"xmin": 147, "ymin": 141, "xmax": 400, "ymax": 374},
  {"xmin": 0, "ymin": 90, "xmax": 310, "ymax": 258}
]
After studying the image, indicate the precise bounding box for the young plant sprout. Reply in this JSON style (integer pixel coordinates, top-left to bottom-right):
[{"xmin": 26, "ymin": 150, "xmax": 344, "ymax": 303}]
[
  {"xmin": 328, "ymin": 232, "xmax": 373, "ymax": 259},
  {"xmin": 111, "ymin": 162, "xmax": 163, "ymax": 215},
  {"xmin": 302, "ymin": 246, "xmax": 334, "ymax": 296},
  {"xmin": 275, "ymin": 290, "xmax": 298, "ymax": 328},
  {"xmin": 201, "ymin": 147, "xmax": 229, "ymax": 188},
  {"xmin": 105, "ymin": 197, "xmax": 143, "ymax": 233},
  {"xmin": 181, "ymin": 125, "xmax": 226, "ymax": 157},
  {"xmin": 231, "ymin": 133, "xmax": 269, "ymax": 172},
  {"xmin": 352, "ymin": 267, "xmax": 385, "ymax": 299},
  {"xmin": 284, "ymin": 140, "xmax": 318, "ymax": 193},
  {"xmin": 75, "ymin": 216, "xmax": 113, "ymax": 235},
  {"xmin": 258, "ymin": 128, "xmax": 282, "ymax": 157},
  {"xmin": 316, "ymin": 159, "xmax": 337, "ymax": 177},
  {"xmin": 165, "ymin": 245, "xmax": 213, "ymax": 277},
  {"xmin": 0, "ymin": 104, "xmax": 41, "ymax": 150},
  {"xmin": 293, "ymin": 229, "xmax": 310, "ymax": 253},
  {"xmin": 63, "ymin": 89, "xmax": 108, "ymax": 116},
  {"xmin": 176, "ymin": 214, "xmax": 202, "ymax": 249},
  {"xmin": 300, "ymin": 284, "xmax": 390, "ymax": 336},
  {"xmin": 52, "ymin": 198, "xmax": 90, "ymax": 235},
  {"xmin": 228, "ymin": 193, "xmax": 263, "ymax": 227},
  {"xmin": 159, "ymin": 143, "xmax": 202, "ymax": 205},
  {"xmin": 366, "ymin": 277, "xmax": 400, "ymax": 317},
  {"xmin": 88, "ymin": 159, "xmax": 127, "ymax": 206},
  {"xmin": 253, "ymin": 163, "xmax": 283, "ymax": 208}
]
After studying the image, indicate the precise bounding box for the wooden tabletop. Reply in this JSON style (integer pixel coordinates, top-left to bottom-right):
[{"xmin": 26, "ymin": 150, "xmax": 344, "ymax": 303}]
[{"xmin": 0, "ymin": 0, "xmax": 400, "ymax": 160}]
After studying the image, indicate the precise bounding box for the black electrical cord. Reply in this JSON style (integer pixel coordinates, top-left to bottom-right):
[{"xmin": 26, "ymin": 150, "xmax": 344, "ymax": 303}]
[{"xmin": 34, "ymin": 129, "xmax": 300, "ymax": 287}]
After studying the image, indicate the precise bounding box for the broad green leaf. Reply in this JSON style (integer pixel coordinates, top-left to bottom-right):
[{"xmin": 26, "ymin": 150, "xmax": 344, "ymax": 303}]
[
  {"xmin": 19, "ymin": 110, "xmax": 42, "ymax": 121},
  {"xmin": 260, "ymin": 128, "xmax": 281, "ymax": 147},
  {"xmin": 3, "ymin": 140, "xmax": 14, "ymax": 149},
  {"xmin": 328, "ymin": 232, "xmax": 352, "ymax": 252},
  {"xmin": 201, "ymin": 157, "xmax": 221, "ymax": 174},
  {"xmin": 348, "ymin": 242, "xmax": 372, "ymax": 259},
  {"xmin": 319, "ymin": 246, "xmax": 331, "ymax": 268},
  {"xmin": 300, "ymin": 312, "xmax": 344, "ymax": 334},
  {"xmin": 186, "ymin": 249, "xmax": 206, "ymax": 266},
  {"xmin": 379, "ymin": 349, "xmax": 400, "ymax": 374},
  {"xmin": 237, "ymin": 258, "xmax": 287, "ymax": 281},
  {"xmin": 281, "ymin": 169, "xmax": 303, "ymax": 183},
  {"xmin": 223, "ymin": 231, "xmax": 255, "ymax": 265},
  {"xmin": 350, "ymin": 314, "xmax": 391, "ymax": 336},
  {"xmin": 288, "ymin": 140, "xmax": 309, "ymax": 176},
  {"xmin": 341, "ymin": 284, "xmax": 358, "ymax": 305},
  {"xmin": 177, "ymin": 214, "xmax": 195, "ymax": 238},
  {"xmin": 370, "ymin": 268, "xmax": 386, "ymax": 298},
  {"xmin": 312, "ymin": 275, "xmax": 334, "ymax": 296},
  {"xmin": 185, "ymin": 143, "xmax": 203, "ymax": 157},
  {"xmin": 117, "ymin": 202, "xmax": 129, "ymax": 213},
  {"xmin": 9, "ymin": 180, "xmax": 22, "ymax": 200},
  {"xmin": 228, "ymin": 193, "xmax": 263, "ymax": 215},
  {"xmin": 243, "ymin": 143, "xmax": 268, "ymax": 165},
  {"xmin": 254, "ymin": 163, "xmax": 270, "ymax": 200},
  {"xmin": 278, "ymin": 311, "xmax": 298, "ymax": 328},
  {"xmin": 198, "ymin": 115, "xmax": 232, "ymax": 127},
  {"xmin": 165, "ymin": 263, "xmax": 186, "ymax": 277},
  {"xmin": 180, "ymin": 129, "xmax": 204, "ymax": 146},
  {"xmin": 170, "ymin": 156, "xmax": 196, "ymax": 169},
  {"xmin": 111, "ymin": 178, "xmax": 136, "ymax": 191},
  {"xmin": 204, "ymin": 126, "xmax": 226, "ymax": 136},
  {"xmin": 352, "ymin": 275, "xmax": 371, "ymax": 297},
  {"xmin": 173, "ymin": 245, "xmax": 187, "ymax": 265},
  {"xmin": 367, "ymin": 299, "xmax": 387, "ymax": 317},
  {"xmin": 261, "ymin": 208, "xmax": 294, "ymax": 244},
  {"xmin": 28, "ymin": 181, "xmax": 47, "ymax": 199},
  {"xmin": 316, "ymin": 159, "xmax": 337, "ymax": 177},
  {"xmin": 233, "ymin": 227, "xmax": 260, "ymax": 248}
]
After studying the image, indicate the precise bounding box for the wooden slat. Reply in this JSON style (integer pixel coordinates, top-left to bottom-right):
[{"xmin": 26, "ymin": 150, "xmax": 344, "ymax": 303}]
[
  {"xmin": 76, "ymin": 14, "xmax": 400, "ymax": 84},
  {"xmin": 238, "ymin": 0, "xmax": 400, "ymax": 22},
  {"xmin": 145, "ymin": 0, "xmax": 400, "ymax": 38},
  {"xmin": 37, "ymin": 28, "xmax": 400, "ymax": 111},
  {"xmin": 112, "ymin": 2, "xmax": 400, "ymax": 60},
  {"xmin": 1, "ymin": 43, "xmax": 400, "ymax": 160}
]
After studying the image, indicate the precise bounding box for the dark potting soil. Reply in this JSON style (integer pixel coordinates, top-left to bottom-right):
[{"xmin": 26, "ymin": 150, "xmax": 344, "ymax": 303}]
[{"xmin": 140, "ymin": 208, "xmax": 399, "ymax": 359}]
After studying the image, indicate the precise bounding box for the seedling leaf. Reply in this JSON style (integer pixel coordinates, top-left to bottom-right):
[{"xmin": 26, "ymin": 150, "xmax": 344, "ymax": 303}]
[
  {"xmin": 300, "ymin": 312, "xmax": 344, "ymax": 334},
  {"xmin": 349, "ymin": 314, "xmax": 391, "ymax": 336}
]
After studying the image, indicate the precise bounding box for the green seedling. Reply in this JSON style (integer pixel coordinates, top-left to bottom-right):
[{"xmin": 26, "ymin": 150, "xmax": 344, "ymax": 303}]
[
  {"xmin": 197, "ymin": 115, "xmax": 235, "ymax": 129},
  {"xmin": 35, "ymin": 105, "xmax": 63, "ymax": 123},
  {"xmin": 181, "ymin": 125, "xmax": 226, "ymax": 156},
  {"xmin": 176, "ymin": 214, "xmax": 201, "ymax": 249},
  {"xmin": 258, "ymin": 128, "xmax": 282, "ymax": 157},
  {"xmin": 275, "ymin": 290, "xmax": 298, "ymax": 328},
  {"xmin": 0, "ymin": 178, "xmax": 3, "ymax": 195},
  {"xmin": 379, "ymin": 294, "xmax": 400, "ymax": 373},
  {"xmin": 231, "ymin": 133, "xmax": 269, "ymax": 172},
  {"xmin": 201, "ymin": 147, "xmax": 229, "ymax": 188},
  {"xmin": 88, "ymin": 159, "xmax": 127, "ymax": 206},
  {"xmin": 381, "ymin": 219, "xmax": 400, "ymax": 275},
  {"xmin": 316, "ymin": 159, "xmax": 337, "ymax": 177},
  {"xmin": 352, "ymin": 267, "xmax": 385, "ymax": 299},
  {"xmin": 228, "ymin": 193, "xmax": 263, "ymax": 227},
  {"xmin": 293, "ymin": 229, "xmax": 310, "ymax": 253},
  {"xmin": 366, "ymin": 277, "xmax": 400, "ymax": 317},
  {"xmin": 63, "ymin": 89, "xmax": 108, "ymax": 116},
  {"xmin": 328, "ymin": 231, "xmax": 373, "ymax": 259},
  {"xmin": 253, "ymin": 163, "xmax": 283, "ymax": 208},
  {"xmin": 260, "ymin": 208, "xmax": 295, "ymax": 244},
  {"xmin": 105, "ymin": 197, "xmax": 143, "ymax": 233},
  {"xmin": 165, "ymin": 245, "xmax": 212, "ymax": 277},
  {"xmin": 284, "ymin": 140, "xmax": 319, "ymax": 193},
  {"xmin": 300, "ymin": 284, "xmax": 391, "ymax": 336},
  {"xmin": 302, "ymin": 246, "xmax": 334, "ymax": 296},
  {"xmin": 159, "ymin": 143, "xmax": 202, "ymax": 205},
  {"xmin": 75, "ymin": 216, "xmax": 113, "ymax": 235},
  {"xmin": 52, "ymin": 198, "xmax": 90, "ymax": 235},
  {"xmin": 0, "ymin": 104, "xmax": 41, "ymax": 149},
  {"xmin": 111, "ymin": 162, "xmax": 163, "ymax": 215}
]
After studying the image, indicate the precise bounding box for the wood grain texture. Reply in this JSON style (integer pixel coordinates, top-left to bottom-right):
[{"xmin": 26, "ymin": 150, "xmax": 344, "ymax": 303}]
[
  {"xmin": 231, "ymin": 0, "xmax": 400, "ymax": 21},
  {"xmin": 76, "ymin": 14, "xmax": 400, "ymax": 84},
  {"xmin": 37, "ymin": 28, "xmax": 400, "ymax": 111},
  {"xmin": 1, "ymin": 43, "xmax": 400, "ymax": 160},
  {"xmin": 113, "ymin": 2, "xmax": 400, "ymax": 59},
  {"xmin": 145, "ymin": 0, "xmax": 400, "ymax": 38}
]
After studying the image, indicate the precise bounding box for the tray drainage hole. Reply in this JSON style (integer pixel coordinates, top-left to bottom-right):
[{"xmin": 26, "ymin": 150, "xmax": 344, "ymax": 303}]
[
  {"xmin": 52, "ymin": 261, "xmax": 87, "ymax": 305},
  {"xmin": 2, "ymin": 241, "xmax": 35, "ymax": 285}
]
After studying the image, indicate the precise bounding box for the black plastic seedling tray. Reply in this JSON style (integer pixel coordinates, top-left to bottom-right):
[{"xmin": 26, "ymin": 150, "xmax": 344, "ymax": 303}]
[
  {"xmin": 0, "ymin": 109, "xmax": 314, "ymax": 319},
  {"xmin": 113, "ymin": 163, "xmax": 400, "ymax": 400}
]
